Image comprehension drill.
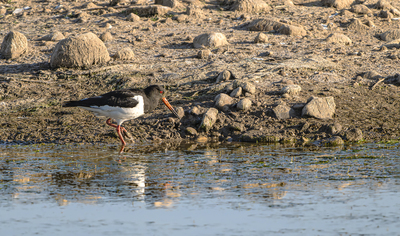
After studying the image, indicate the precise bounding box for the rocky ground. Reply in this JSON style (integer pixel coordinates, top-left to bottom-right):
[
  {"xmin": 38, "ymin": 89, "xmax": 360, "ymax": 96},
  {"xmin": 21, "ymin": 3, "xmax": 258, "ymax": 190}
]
[{"xmin": 1, "ymin": 0, "xmax": 400, "ymax": 148}]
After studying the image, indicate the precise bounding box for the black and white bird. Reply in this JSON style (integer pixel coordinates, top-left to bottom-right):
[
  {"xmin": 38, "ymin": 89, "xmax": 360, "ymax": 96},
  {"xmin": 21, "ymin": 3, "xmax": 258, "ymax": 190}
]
[{"xmin": 63, "ymin": 85, "xmax": 179, "ymax": 151}]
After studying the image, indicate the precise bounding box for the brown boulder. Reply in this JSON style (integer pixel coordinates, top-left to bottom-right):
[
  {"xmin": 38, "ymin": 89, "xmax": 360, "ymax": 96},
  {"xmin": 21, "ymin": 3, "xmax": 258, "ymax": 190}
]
[
  {"xmin": 0, "ymin": 31, "xmax": 28, "ymax": 59},
  {"xmin": 50, "ymin": 32, "xmax": 110, "ymax": 68}
]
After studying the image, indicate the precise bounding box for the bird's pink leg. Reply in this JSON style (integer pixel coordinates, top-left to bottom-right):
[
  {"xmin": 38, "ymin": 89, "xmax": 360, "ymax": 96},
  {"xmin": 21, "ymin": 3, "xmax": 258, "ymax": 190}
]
[
  {"xmin": 106, "ymin": 118, "xmax": 127, "ymax": 132},
  {"xmin": 117, "ymin": 125, "xmax": 126, "ymax": 153}
]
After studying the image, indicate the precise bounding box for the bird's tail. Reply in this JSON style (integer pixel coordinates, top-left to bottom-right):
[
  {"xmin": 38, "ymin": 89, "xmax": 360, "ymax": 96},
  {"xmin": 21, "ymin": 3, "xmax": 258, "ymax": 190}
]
[{"xmin": 62, "ymin": 100, "xmax": 83, "ymax": 107}]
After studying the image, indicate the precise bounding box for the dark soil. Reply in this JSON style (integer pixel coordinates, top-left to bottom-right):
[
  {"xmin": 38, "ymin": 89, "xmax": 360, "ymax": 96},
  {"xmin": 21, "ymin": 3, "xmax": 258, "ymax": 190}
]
[{"xmin": 1, "ymin": 0, "xmax": 400, "ymax": 147}]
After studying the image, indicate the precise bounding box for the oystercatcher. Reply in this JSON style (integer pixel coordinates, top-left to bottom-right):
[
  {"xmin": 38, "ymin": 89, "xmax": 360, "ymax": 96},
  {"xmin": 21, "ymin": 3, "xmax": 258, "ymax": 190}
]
[{"xmin": 63, "ymin": 85, "xmax": 179, "ymax": 152}]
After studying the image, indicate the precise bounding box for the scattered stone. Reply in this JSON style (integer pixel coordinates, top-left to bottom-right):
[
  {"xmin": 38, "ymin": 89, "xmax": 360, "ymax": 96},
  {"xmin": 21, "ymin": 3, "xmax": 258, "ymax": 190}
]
[
  {"xmin": 216, "ymin": 70, "xmax": 231, "ymax": 83},
  {"xmin": 279, "ymin": 24, "xmax": 307, "ymax": 37},
  {"xmin": 127, "ymin": 13, "xmax": 141, "ymax": 22},
  {"xmin": 127, "ymin": 5, "xmax": 172, "ymax": 17},
  {"xmin": 40, "ymin": 31, "xmax": 65, "ymax": 41},
  {"xmin": 347, "ymin": 18, "xmax": 369, "ymax": 31},
  {"xmin": 363, "ymin": 70, "xmax": 382, "ymax": 80},
  {"xmin": 351, "ymin": 4, "xmax": 372, "ymax": 14},
  {"xmin": 76, "ymin": 12, "xmax": 89, "ymax": 23},
  {"xmin": 176, "ymin": 107, "xmax": 185, "ymax": 119},
  {"xmin": 328, "ymin": 123, "xmax": 342, "ymax": 135},
  {"xmin": 185, "ymin": 127, "xmax": 198, "ymax": 135},
  {"xmin": 302, "ymin": 96, "xmax": 336, "ymax": 119},
  {"xmin": 231, "ymin": 0, "xmax": 271, "ymax": 13},
  {"xmin": 366, "ymin": 20, "xmax": 375, "ymax": 27},
  {"xmin": 229, "ymin": 122, "xmax": 245, "ymax": 132},
  {"xmin": 110, "ymin": 0, "xmax": 131, "ymax": 6},
  {"xmin": 50, "ymin": 32, "xmax": 110, "ymax": 68},
  {"xmin": 155, "ymin": 0, "xmax": 182, "ymax": 8},
  {"xmin": 196, "ymin": 135, "xmax": 208, "ymax": 142},
  {"xmin": 254, "ymin": 32, "xmax": 268, "ymax": 43},
  {"xmin": 174, "ymin": 14, "xmax": 187, "ymax": 23},
  {"xmin": 113, "ymin": 47, "xmax": 135, "ymax": 60},
  {"xmin": 0, "ymin": 31, "xmax": 28, "ymax": 59},
  {"xmin": 191, "ymin": 106, "xmax": 202, "ymax": 116},
  {"xmin": 345, "ymin": 128, "xmax": 363, "ymax": 142},
  {"xmin": 193, "ymin": 33, "xmax": 228, "ymax": 49},
  {"xmin": 199, "ymin": 108, "xmax": 218, "ymax": 132},
  {"xmin": 237, "ymin": 98, "xmax": 252, "ymax": 110},
  {"xmin": 382, "ymin": 38, "xmax": 400, "ymax": 49},
  {"xmin": 322, "ymin": 0, "xmax": 355, "ymax": 9},
  {"xmin": 215, "ymin": 93, "xmax": 234, "ymax": 109},
  {"xmin": 230, "ymin": 87, "xmax": 242, "ymax": 97},
  {"xmin": 0, "ymin": 7, "xmax": 6, "ymax": 16},
  {"xmin": 186, "ymin": 5, "xmax": 203, "ymax": 17},
  {"xmin": 281, "ymin": 85, "xmax": 301, "ymax": 96},
  {"xmin": 323, "ymin": 136, "xmax": 344, "ymax": 146},
  {"xmin": 248, "ymin": 19, "xmax": 306, "ymax": 36},
  {"xmin": 86, "ymin": 3, "xmax": 98, "ymax": 8},
  {"xmin": 390, "ymin": 8, "xmax": 400, "ymax": 16},
  {"xmin": 100, "ymin": 32, "xmax": 113, "ymax": 42},
  {"xmin": 198, "ymin": 49, "xmax": 211, "ymax": 59},
  {"xmin": 375, "ymin": 0, "xmax": 392, "ymax": 10},
  {"xmin": 326, "ymin": 33, "xmax": 352, "ymax": 45},
  {"xmin": 272, "ymin": 104, "xmax": 296, "ymax": 119},
  {"xmin": 380, "ymin": 10, "xmax": 393, "ymax": 19},
  {"xmin": 241, "ymin": 82, "xmax": 256, "ymax": 94},
  {"xmin": 380, "ymin": 29, "xmax": 400, "ymax": 41},
  {"xmin": 241, "ymin": 130, "xmax": 280, "ymax": 143}
]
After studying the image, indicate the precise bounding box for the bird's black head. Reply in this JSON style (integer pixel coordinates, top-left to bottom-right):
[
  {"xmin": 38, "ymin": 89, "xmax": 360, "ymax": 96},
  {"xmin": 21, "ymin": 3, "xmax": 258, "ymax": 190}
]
[
  {"xmin": 145, "ymin": 85, "xmax": 166, "ymax": 99},
  {"xmin": 144, "ymin": 85, "xmax": 180, "ymax": 119}
]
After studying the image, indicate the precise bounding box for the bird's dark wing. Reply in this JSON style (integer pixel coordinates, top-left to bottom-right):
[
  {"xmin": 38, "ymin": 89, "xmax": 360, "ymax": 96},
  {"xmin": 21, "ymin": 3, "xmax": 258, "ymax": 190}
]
[{"xmin": 63, "ymin": 89, "xmax": 141, "ymax": 108}]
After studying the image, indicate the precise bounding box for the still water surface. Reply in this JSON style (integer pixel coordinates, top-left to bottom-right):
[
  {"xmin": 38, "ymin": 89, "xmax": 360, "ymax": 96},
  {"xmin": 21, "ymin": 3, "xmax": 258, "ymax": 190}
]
[{"xmin": 0, "ymin": 142, "xmax": 399, "ymax": 235}]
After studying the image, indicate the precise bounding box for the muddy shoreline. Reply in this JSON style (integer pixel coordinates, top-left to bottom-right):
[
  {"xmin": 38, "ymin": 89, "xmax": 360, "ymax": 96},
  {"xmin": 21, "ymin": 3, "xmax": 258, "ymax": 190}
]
[{"xmin": 1, "ymin": 0, "xmax": 400, "ymax": 147}]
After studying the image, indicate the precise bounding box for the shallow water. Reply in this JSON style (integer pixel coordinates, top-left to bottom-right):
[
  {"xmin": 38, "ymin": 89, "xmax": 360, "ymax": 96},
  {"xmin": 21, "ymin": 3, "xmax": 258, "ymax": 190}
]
[{"xmin": 0, "ymin": 142, "xmax": 399, "ymax": 235}]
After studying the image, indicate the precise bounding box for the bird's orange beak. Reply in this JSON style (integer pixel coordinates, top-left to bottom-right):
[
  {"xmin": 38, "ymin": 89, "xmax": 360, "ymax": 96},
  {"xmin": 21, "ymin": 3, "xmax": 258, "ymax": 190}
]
[{"xmin": 162, "ymin": 97, "xmax": 180, "ymax": 119}]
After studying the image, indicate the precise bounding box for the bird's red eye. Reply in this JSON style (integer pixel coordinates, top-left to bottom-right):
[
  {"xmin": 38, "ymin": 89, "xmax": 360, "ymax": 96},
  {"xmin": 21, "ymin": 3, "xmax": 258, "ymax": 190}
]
[{"xmin": 160, "ymin": 91, "xmax": 163, "ymax": 94}]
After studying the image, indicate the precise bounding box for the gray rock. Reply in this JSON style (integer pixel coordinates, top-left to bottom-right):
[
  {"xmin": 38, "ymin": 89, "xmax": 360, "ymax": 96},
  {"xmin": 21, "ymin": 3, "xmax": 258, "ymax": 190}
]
[
  {"xmin": 323, "ymin": 136, "xmax": 344, "ymax": 146},
  {"xmin": 215, "ymin": 93, "xmax": 234, "ymax": 109},
  {"xmin": 351, "ymin": 4, "xmax": 372, "ymax": 14},
  {"xmin": 272, "ymin": 104, "xmax": 296, "ymax": 119},
  {"xmin": 198, "ymin": 49, "xmax": 211, "ymax": 59},
  {"xmin": 50, "ymin": 32, "xmax": 110, "ymax": 68},
  {"xmin": 229, "ymin": 122, "xmax": 245, "ymax": 132},
  {"xmin": 113, "ymin": 47, "xmax": 134, "ymax": 60},
  {"xmin": 345, "ymin": 128, "xmax": 363, "ymax": 142},
  {"xmin": 193, "ymin": 33, "xmax": 228, "ymax": 49},
  {"xmin": 380, "ymin": 29, "xmax": 400, "ymax": 41},
  {"xmin": 155, "ymin": 0, "xmax": 181, "ymax": 8},
  {"xmin": 216, "ymin": 70, "xmax": 231, "ymax": 83},
  {"xmin": 41, "ymin": 31, "xmax": 65, "ymax": 41},
  {"xmin": 328, "ymin": 123, "xmax": 342, "ymax": 135},
  {"xmin": 176, "ymin": 107, "xmax": 185, "ymax": 118},
  {"xmin": 230, "ymin": 87, "xmax": 242, "ymax": 97},
  {"xmin": 241, "ymin": 82, "xmax": 256, "ymax": 94},
  {"xmin": 0, "ymin": 31, "xmax": 28, "ymax": 59},
  {"xmin": 191, "ymin": 106, "xmax": 202, "ymax": 116},
  {"xmin": 281, "ymin": 85, "xmax": 301, "ymax": 96},
  {"xmin": 302, "ymin": 96, "xmax": 336, "ymax": 119},
  {"xmin": 380, "ymin": 10, "xmax": 393, "ymax": 19},
  {"xmin": 241, "ymin": 130, "xmax": 280, "ymax": 143},
  {"xmin": 254, "ymin": 32, "xmax": 268, "ymax": 43},
  {"xmin": 127, "ymin": 13, "xmax": 140, "ymax": 22},
  {"xmin": 237, "ymin": 98, "xmax": 252, "ymax": 110},
  {"xmin": 199, "ymin": 108, "xmax": 218, "ymax": 132},
  {"xmin": 100, "ymin": 32, "xmax": 113, "ymax": 42},
  {"xmin": 185, "ymin": 127, "xmax": 198, "ymax": 135},
  {"xmin": 326, "ymin": 33, "xmax": 352, "ymax": 45}
]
